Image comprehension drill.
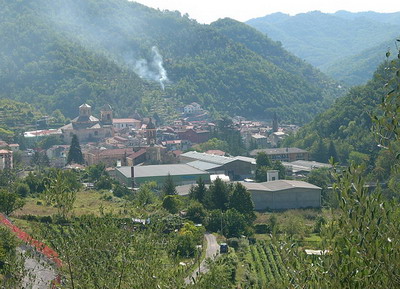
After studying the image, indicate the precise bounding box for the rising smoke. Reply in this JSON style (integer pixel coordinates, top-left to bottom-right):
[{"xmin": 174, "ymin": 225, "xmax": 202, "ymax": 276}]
[{"xmin": 134, "ymin": 46, "xmax": 168, "ymax": 90}]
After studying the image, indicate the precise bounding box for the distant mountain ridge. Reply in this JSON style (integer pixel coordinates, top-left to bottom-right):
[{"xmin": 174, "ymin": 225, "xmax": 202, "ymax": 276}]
[
  {"xmin": 0, "ymin": 0, "xmax": 343, "ymax": 124},
  {"xmin": 247, "ymin": 11, "xmax": 400, "ymax": 85}
]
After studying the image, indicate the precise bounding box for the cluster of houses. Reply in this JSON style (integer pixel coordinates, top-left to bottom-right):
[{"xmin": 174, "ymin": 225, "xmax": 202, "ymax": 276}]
[{"xmin": 1, "ymin": 103, "xmax": 330, "ymax": 210}]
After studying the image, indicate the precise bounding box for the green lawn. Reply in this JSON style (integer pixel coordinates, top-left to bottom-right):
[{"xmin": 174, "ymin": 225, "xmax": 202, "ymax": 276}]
[{"xmin": 14, "ymin": 190, "xmax": 128, "ymax": 217}]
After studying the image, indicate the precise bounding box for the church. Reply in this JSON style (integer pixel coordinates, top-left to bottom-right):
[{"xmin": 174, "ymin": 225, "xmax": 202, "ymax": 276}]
[{"xmin": 60, "ymin": 104, "xmax": 114, "ymax": 143}]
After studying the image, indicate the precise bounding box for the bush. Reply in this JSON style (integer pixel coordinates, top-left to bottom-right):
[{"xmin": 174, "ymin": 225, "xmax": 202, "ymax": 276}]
[
  {"xmin": 112, "ymin": 183, "xmax": 131, "ymax": 198},
  {"xmin": 185, "ymin": 202, "xmax": 207, "ymax": 224},
  {"xmin": 40, "ymin": 216, "xmax": 53, "ymax": 223},
  {"xmin": 15, "ymin": 183, "xmax": 30, "ymax": 198},
  {"xmin": 227, "ymin": 238, "xmax": 239, "ymax": 249},
  {"xmin": 254, "ymin": 223, "xmax": 271, "ymax": 234},
  {"xmin": 162, "ymin": 195, "xmax": 181, "ymax": 214}
]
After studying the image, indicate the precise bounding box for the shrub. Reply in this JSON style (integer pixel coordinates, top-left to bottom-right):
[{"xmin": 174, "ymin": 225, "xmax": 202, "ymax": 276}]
[{"xmin": 254, "ymin": 223, "xmax": 271, "ymax": 234}]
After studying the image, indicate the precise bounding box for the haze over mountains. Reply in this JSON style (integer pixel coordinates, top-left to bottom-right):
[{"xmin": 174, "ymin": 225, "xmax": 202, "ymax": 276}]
[
  {"xmin": 0, "ymin": 0, "xmax": 343, "ymax": 124},
  {"xmin": 247, "ymin": 11, "xmax": 400, "ymax": 85}
]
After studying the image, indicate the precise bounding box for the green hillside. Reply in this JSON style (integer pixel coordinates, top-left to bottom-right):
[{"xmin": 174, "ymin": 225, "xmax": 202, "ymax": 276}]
[
  {"xmin": 0, "ymin": 0, "xmax": 342, "ymax": 124},
  {"xmin": 247, "ymin": 11, "xmax": 400, "ymax": 85},
  {"xmin": 282, "ymin": 59, "xmax": 398, "ymax": 164},
  {"xmin": 325, "ymin": 40, "xmax": 398, "ymax": 86}
]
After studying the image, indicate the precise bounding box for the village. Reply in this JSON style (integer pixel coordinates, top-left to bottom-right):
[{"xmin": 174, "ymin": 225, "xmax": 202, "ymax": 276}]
[{"xmin": 1, "ymin": 102, "xmax": 330, "ymax": 211}]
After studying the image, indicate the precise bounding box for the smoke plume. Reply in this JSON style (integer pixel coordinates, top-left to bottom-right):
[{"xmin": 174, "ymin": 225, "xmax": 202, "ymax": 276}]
[{"xmin": 134, "ymin": 46, "xmax": 168, "ymax": 90}]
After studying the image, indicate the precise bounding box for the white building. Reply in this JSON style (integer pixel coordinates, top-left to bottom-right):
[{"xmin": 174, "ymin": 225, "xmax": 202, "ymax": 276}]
[
  {"xmin": 113, "ymin": 118, "xmax": 142, "ymax": 130},
  {"xmin": 184, "ymin": 102, "xmax": 202, "ymax": 114}
]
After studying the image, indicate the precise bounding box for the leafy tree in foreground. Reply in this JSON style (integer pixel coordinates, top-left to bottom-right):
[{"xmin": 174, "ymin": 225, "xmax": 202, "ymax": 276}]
[
  {"xmin": 278, "ymin": 52, "xmax": 400, "ymax": 289},
  {"xmin": 0, "ymin": 227, "xmax": 23, "ymax": 288},
  {"xmin": 40, "ymin": 216, "xmax": 184, "ymax": 288},
  {"xmin": 67, "ymin": 134, "xmax": 84, "ymax": 165}
]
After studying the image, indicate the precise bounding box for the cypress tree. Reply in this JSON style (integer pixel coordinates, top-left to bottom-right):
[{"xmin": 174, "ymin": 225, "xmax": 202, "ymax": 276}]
[
  {"xmin": 328, "ymin": 140, "xmax": 339, "ymax": 163},
  {"xmin": 67, "ymin": 134, "xmax": 84, "ymax": 165},
  {"xmin": 229, "ymin": 183, "xmax": 256, "ymax": 222},
  {"xmin": 189, "ymin": 177, "xmax": 207, "ymax": 203},
  {"xmin": 162, "ymin": 173, "xmax": 177, "ymax": 195}
]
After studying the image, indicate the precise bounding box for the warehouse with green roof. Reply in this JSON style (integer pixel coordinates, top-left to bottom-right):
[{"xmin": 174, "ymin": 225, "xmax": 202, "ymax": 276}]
[{"xmin": 115, "ymin": 164, "xmax": 210, "ymax": 187}]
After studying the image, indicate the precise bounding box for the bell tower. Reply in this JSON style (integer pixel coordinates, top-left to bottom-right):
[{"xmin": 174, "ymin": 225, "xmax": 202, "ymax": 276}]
[{"xmin": 100, "ymin": 104, "xmax": 113, "ymax": 126}]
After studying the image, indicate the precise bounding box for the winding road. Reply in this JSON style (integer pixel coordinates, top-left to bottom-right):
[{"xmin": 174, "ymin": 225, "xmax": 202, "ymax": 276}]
[{"xmin": 185, "ymin": 233, "xmax": 219, "ymax": 284}]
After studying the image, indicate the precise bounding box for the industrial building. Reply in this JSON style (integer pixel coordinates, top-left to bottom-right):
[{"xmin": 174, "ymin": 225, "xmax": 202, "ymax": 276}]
[
  {"xmin": 115, "ymin": 164, "xmax": 210, "ymax": 187},
  {"xmin": 180, "ymin": 151, "xmax": 256, "ymax": 181},
  {"xmin": 249, "ymin": 147, "xmax": 309, "ymax": 162},
  {"xmin": 240, "ymin": 180, "xmax": 321, "ymax": 210}
]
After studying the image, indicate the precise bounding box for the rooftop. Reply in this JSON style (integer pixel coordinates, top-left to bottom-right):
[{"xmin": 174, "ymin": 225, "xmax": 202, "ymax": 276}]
[
  {"xmin": 117, "ymin": 164, "xmax": 209, "ymax": 178},
  {"xmin": 250, "ymin": 148, "xmax": 308, "ymax": 156},
  {"xmin": 113, "ymin": 118, "xmax": 141, "ymax": 124},
  {"xmin": 240, "ymin": 180, "xmax": 321, "ymax": 191},
  {"xmin": 187, "ymin": 160, "xmax": 223, "ymax": 171},
  {"xmin": 181, "ymin": 151, "xmax": 255, "ymax": 165},
  {"xmin": 283, "ymin": 160, "xmax": 332, "ymax": 173}
]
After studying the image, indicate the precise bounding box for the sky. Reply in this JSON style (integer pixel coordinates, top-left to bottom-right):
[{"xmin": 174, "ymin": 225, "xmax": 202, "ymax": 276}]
[{"xmin": 133, "ymin": 0, "xmax": 399, "ymax": 24}]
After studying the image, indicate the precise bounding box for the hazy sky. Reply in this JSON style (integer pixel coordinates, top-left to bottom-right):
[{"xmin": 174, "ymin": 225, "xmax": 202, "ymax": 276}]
[{"xmin": 133, "ymin": 0, "xmax": 399, "ymax": 24}]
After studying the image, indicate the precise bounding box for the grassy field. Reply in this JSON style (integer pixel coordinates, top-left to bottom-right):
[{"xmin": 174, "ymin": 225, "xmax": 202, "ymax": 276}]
[{"xmin": 14, "ymin": 190, "xmax": 129, "ymax": 217}]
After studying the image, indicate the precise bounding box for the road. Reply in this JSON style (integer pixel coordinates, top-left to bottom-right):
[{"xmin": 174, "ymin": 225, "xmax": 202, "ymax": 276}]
[{"xmin": 185, "ymin": 233, "xmax": 219, "ymax": 284}]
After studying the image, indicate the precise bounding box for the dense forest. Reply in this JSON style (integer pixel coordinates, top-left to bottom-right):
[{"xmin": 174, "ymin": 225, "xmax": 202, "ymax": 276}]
[
  {"xmin": 247, "ymin": 11, "xmax": 400, "ymax": 85},
  {"xmin": 283, "ymin": 56, "xmax": 400, "ymax": 197},
  {"xmin": 0, "ymin": 0, "xmax": 343, "ymax": 124}
]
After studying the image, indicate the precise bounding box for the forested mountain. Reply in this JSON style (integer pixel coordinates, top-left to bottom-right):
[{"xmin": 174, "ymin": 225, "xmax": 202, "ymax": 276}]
[
  {"xmin": 247, "ymin": 11, "xmax": 400, "ymax": 85},
  {"xmin": 0, "ymin": 0, "xmax": 342, "ymax": 124},
  {"xmin": 283, "ymin": 58, "xmax": 397, "ymax": 165}
]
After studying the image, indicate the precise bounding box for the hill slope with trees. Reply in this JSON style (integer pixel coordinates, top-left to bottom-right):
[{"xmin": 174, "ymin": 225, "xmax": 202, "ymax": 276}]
[
  {"xmin": 282, "ymin": 56, "xmax": 400, "ymax": 188},
  {"xmin": 0, "ymin": 0, "xmax": 342, "ymax": 124},
  {"xmin": 246, "ymin": 11, "xmax": 400, "ymax": 85}
]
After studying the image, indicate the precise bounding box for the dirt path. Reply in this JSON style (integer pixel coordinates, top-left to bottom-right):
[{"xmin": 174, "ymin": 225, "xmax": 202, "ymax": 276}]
[{"xmin": 185, "ymin": 233, "xmax": 219, "ymax": 284}]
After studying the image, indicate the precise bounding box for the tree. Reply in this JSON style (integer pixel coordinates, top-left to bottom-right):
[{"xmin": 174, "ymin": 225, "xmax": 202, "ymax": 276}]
[
  {"xmin": 327, "ymin": 140, "xmax": 339, "ymax": 163},
  {"xmin": 256, "ymin": 152, "xmax": 272, "ymax": 167},
  {"xmin": 186, "ymin": 202, "xmax": 207, "ymax": 224},
  {"xmin": 312, "ymin": 138, "xmax": 328, "ymax": 162},
  {"xmin": 31, "ymin": 151, "xmax": 50, "ymax": 169},
  {"xmin": 95, "ymin": 175, "xmax": 113, "ymax": 190},
  {"xmin": 223, "ymin": 209, "xmax": 249, "ymax": 238},
  {"xmin": 14, "ymin": 183, "xmax": 30, "ymax": 198},
  {"xmin": 205, "ymin": 177, "xmax": 230, "ymax": 210},
  {"xmin": 112, "ymin": 183, "xmax": 131, "ymax": 198},
  {"xmin": 162, "ymin": 173, "xmax": 177, "ymax": 196},
  {"xmin": 134, "ymin": 182, "xmax": 157, "ymax": 206},
  {"xmin": 194, "ymin": 138, "xmax": 229, "ymax": 152},
  {"xmin": 306, "ymin": 167, "xmax": 333, "ymax": 205},
  {"xmin": 39, "ymin": 216, "xmax": 184, "ymax": 288},
  {"xmin": 43, "ymin": 170, "xmax": 78, "ymax": 218},
  {"xmin": 0, "ymin": 190, "xmax": 25, "ymax": 215},
  {"xmin": 0, "ymin": 227, "xmax": 23, "ymax": 287},
  {"xmin": 272, "ymin": 160, "xmax": 286, "ymax": 179},
  {"xmin": 189, "ymin": 177, "xmax": 207, "ymax": 203},
  {"xmin": 255, "ymin": 165, "xmax": 269, "ymax": 182},
  {"xmin": 0, "ymin": 169, "xmax": 16, "ymax": 188},
  {"xmin": 67, "ymin": 134, "xmax": 84, "ymax": 165},
  {"xmin": 278, "ymin": 52, "xmax": 400, "ymax": 288},
  {"xmin": 162, "ymin": 195, "xmax": 181, "ymax": 214},
  {"xmin": 229, "ymin": 183, "xmax": 255, "ymax": 222}
]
